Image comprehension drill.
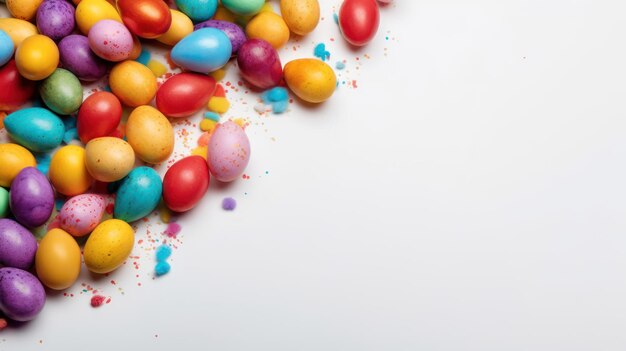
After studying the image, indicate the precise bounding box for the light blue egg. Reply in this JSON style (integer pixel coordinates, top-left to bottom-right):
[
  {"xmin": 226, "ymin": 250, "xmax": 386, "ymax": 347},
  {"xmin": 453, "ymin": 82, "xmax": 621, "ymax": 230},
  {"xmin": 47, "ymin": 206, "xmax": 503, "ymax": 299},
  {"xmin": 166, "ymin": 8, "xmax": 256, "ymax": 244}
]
[
  {"xmin": 0, "ymin": 29, "xmax": 13, "ymax": 66},
  {"xmin": 175, "ymin": 0, "xmax": 218, "ymax": 22},
  {"xmin": 4, "ymin": 108, "xmax": 64, "ymax": 152},
  {"xmin": 114, "ymin": 167, "xmax": 162, "ymax": 223},
  {"xmin": 171, "ymin": 28, "xmax": 232, "ymax": 73}
]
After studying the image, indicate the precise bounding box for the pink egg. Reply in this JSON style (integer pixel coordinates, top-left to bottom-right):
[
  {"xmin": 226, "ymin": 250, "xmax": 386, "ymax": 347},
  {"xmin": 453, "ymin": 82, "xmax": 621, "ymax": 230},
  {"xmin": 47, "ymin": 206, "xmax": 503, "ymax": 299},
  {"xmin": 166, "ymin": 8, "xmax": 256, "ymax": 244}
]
[
  {"xmin": 88, "ymin": 20, "xmax": 133, "ymax": 62},
  {"xmin": 207, "ymin": 121, "xmax": 251, "ymax": 182},
  {"xmin": 58, "ymin": 194, "xmax": 106, "ymax": 237}
]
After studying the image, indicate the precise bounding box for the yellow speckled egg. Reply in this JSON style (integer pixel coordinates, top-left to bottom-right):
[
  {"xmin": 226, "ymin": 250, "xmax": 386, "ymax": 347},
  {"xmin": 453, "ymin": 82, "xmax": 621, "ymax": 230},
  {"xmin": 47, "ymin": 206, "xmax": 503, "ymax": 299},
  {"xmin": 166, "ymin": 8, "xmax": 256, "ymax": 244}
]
[
  {"xmin": 75, "ymin": 0, "xmax": 122, "ymax": 34},
  {"xmin": 109, "ymin": 61, "xmax": 157, "ymax": 107},
  {"xmin": 126, "ymin": 106, "xmax": 174, "ymax": 164},
  {"xmin": 246, "ymin": 12, "xmax": 290, "ymax": 49},
  {"xmin": 7, "ymin": 0, "xmax": 44, "ymax": 21},
  {"xmin": 284, "ymin": 58, "xmax": 337, "ymax": 103},
  {"xmin": 35, "ymin": 228, "xmax": 81, "ymax": 290},
  {"xmin": 83, "ymin": 219, "xmax": 134, "ymax": 274},
  {"xmin": 0, "ymin": 18, "xmax": 38, "ymax": 49},
  {"xmin": 49, "ymin": 145, "xmax": 94, "ymax": 196},
  {"xmin": 157, "ymin": 10, "xmax": 194, "ymax": 46},
  {"xmin": 0, "ymin": 143, "xmax": 36, "ymax": 188},
  {"xmin": 85, "ymin": 137, "xmax": 135, "ymax": 182},
  {"xmin": 15, "ymin": 35, "xmax": 59, "ymax": 81},
  {"xmin": 280, "ymin": 0, "xmax": 320, "ymax": 35}
]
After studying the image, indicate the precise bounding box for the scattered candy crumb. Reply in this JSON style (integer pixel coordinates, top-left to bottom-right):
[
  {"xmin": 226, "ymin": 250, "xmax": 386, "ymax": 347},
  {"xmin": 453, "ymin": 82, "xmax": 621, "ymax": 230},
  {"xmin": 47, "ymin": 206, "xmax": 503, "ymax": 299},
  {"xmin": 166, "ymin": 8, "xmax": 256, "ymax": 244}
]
[{"xmin": 222, "ymin": 197, "xmax": 237, "ymax": 211}]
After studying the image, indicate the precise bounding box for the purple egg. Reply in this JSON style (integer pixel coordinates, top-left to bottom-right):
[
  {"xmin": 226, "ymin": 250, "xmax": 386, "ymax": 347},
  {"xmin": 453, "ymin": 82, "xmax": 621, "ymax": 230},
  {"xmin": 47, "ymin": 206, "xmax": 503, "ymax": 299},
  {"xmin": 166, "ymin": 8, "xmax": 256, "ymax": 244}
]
[
  {"xmin": 237, "ymin": 39, "xmax": 283, "ymax": 90},
  {"xmin": 0, "ymin": 219, "xmax": 37, "ymax": 270},
  {"xmin": 9, "ymin": 167, "xmax": 54, "ymax": 228},
  {"xmin": 0, "ymin": 267, "xmax": 45, "ymax": 322},
  {"xmin": 194, "ymin": 20, "xmax": 246, "ymax": 54},
  {"xmin": 36, "ymin": 0, "xmax": 76, "ymax": 41},
  {"xmin": 59, "ymin": 35, "xmax": 108, "ymax": 82}
]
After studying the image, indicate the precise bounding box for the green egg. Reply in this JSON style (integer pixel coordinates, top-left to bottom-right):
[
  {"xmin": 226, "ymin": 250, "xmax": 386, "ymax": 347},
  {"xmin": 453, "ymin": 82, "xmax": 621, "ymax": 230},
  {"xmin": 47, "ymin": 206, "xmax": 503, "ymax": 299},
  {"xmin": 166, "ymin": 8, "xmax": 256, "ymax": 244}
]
[
  {"xmin": 0, "ymin": 187, "xmax": 8, "ymax": 218},
  {"xmin": 221, "ymin": 0, "xmax": 265, "ymax": 16},
  {"xmin": 39, "ymin": 68, "xmax": 83, "ymax": 115}
]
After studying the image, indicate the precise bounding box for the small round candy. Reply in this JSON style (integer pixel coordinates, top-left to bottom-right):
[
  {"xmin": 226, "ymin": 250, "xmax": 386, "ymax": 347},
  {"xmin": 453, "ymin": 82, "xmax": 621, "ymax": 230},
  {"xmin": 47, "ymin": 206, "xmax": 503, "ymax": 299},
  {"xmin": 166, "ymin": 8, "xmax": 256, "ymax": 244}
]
[
  {"xmin": 0, "ymin": 267, "xmax": 45, "ymax": 322},
  {"xmin": 0, "ymin": 30, "xmax": 14, "ymax": 67},
  {"xmin": 36, "ymin": 0, "xmax": 76, "ymax": 41},
  {"xmin": 15, "ymin": 35, "xmax": 60, "ymax": 81},
  {"xmin": 88, "ymin": 19, "xmax": 133, "ymax": 62},
  {"xmin": 246, "ymin": 11, "xmax": 290, "ymax": 49},
  {"xmin": 109, "ymin": 61, "xmax": 157, "ymax": 107},
  {"xmin": 59, "ymin": 35, "xmax": 108, "ymax": 82},
  {"xmin": 39, "ymin": 68, "xmax": 84, "ymax": 115}
]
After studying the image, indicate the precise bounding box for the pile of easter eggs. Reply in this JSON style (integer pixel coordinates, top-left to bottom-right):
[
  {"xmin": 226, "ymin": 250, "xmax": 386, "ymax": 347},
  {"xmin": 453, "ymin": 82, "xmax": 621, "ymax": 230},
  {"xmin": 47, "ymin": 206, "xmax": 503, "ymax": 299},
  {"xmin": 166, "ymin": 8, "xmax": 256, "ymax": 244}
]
[{"xmin": 0, "ymin": 0, "xmax": 388, "ymax": 323}]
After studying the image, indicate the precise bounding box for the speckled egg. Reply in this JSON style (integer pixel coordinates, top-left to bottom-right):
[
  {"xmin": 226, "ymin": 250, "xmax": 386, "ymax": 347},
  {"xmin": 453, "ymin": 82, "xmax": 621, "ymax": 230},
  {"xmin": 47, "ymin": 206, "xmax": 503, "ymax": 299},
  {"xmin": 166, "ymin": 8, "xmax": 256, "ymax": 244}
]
[
  {"xmin": 0, "ymin": 18, "xmax": 38, "ymax": 49},
  {"xmin": 15, "ymin": 34, "xmax": 59, "ymax": 81},
  {"xmin": 114, "ymin": 167, "xmax": 162, "ymax": 223},
  {"xmin": 35, "ymin": 228, "xmax": 81, "ymax": 290},
  {"xmin": 0, "ymin": 143, "xmax": 36, "ymax": 188},
  {"xmin": 40, "ymin": 68, "xmax": 84, "ymax": 115},
  {"xmin": 6, "ymin": 0, "xmax": 43, "ymax": 21},
  {"xmin": 175, "ymin": 0, "xmax": 217, "ymax": 22},
  {"xmin": 4, "ymin": 107, "xmax": 65, "ymax": 152},
  {"xmin": 246, "ymin": 12, "xmax": 290, "ymax": 49},
  {"xmin": 0, "ymin": 219, "xmax": 38, "ymax": 270},
  {"xmin": 125, "ymin": 106, "xmax": 174, "ymax": 164},
  {"xmin": 85, "ymin": 137, "xmax": 136, "ymax": 182},
  {"xmin": 207, "ymin": 121, "xmax": 251, "ymax": 182},
  {"xmin": 280, "ymin": 0, "xmax": 320, "ymax": 35},
  {"xmin": 222, "ymin": 0, "xmax": 264, "ymax": 16},
  {"xmin": 284, "ymin": 58, "xmax": 336, "ymax": 103},
  {"xmin": 88, "ymin": 19, "xmax": 133, "ymax": 62},
  {"xmin": 49, "ymin": 145, "xmax": 94, "ymax": 196},
  {"xmin": 0, "ymin": 30, "xmax": 14, "ymax": 67},
  {"xmin": 83, "ymin": 219, "xmax": 134, "ymax": 274},
  {"xmin": 75, "ymin": 0, "xmax": 122, "ymax": 34},
  {"xmin": 0, "ymin": 267, "xmax": 45, "ymax": 322},
  {"xmin": 9, "ymin": 167, "xmax": 54, "ymax": 228},
  {"xmin": 59, "ymin": 194, "xmax": 105, "ymax": 237},
  {"xmin": 109, "ymin": 60, "xmax": 157, "ymax": 107},
  {"xmin": 59, "ymin": 34, "xmax": 108, "ymax": 81},
  {"xmin": 36, "ymin": 0, "xmax": 76, "ymax": 41},
  {"xmin": 194, "ymin": 19, "xmax": 246, "ymax": 54},
  {"xmin": 156, "ymin": 9, "xmax": 193, "ymax": 46}
]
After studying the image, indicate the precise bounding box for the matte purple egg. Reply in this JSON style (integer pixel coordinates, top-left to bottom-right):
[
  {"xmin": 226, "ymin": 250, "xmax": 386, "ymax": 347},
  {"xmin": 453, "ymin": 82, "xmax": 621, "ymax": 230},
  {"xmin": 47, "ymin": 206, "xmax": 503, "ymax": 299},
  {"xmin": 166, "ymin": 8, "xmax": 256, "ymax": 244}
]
[
  {"xmin": 59, "ymin": 34, "xmax": 108, "ymax": 81},
  {"xmin": 194, "ymin": 20, "xmax": 246, "ymax": 54},
  {"xmin": 0, "ymin": 267, "xmax": 45, "ymax": 322},
  {"xmin": 36, "ymin": 0, "xmax": 76, "ymax": 41},
  {"xmin": 0, "ymin": 219, "xmax": 38, "ymax": 270},
  {"xmin": 9, "ymin": 167, "xmax": 54, "ymax": 228},
  {"xmin": 237, "ymin": 39, "xmax": 282, "ymax": 89}
]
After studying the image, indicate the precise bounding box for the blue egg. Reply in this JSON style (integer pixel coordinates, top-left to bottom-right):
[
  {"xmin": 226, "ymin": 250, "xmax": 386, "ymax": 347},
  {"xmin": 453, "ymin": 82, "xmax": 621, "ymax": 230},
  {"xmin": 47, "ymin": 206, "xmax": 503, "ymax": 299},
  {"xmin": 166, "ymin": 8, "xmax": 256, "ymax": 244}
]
[
  {"xmin": 171, "ymin": 28, "xmax": 232, "ymax": 73},
  {"xmin": 175, "ymin": 0, "xmax": 218, "ymax": 22},
  {"xmin": 0, "ymin": 29, "xmax": 13, "ymax": 66},
  {"xmin": 114, "ymin": 167, "xmax": 162, "ymax": 223},
  {"xmin": 4, "ymin": 108, "xmax": 65, "ymax": 152}
]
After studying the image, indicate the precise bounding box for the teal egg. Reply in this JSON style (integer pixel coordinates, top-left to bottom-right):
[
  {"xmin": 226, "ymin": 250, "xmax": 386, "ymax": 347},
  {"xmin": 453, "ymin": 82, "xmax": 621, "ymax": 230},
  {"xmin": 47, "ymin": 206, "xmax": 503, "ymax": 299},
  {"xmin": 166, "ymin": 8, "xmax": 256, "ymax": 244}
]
[
  {"xmin": 175, "ymin": 0, "xmax": 218, "ymax": 22},
  {"xmin": 114, "ymin": 167, "xmax": 162, "ymax": 223},
  {"xmin": 221, "ymin": 0, "xmax": 265, "ymax": 16},
  {"xmin": 171, "ymin": 28, "xmax": 232, "ymax": 73},
  {"xmin": 0, "ymin": 188, "xmax": 8, "ymax": 218},
  {"xmin": 4, "ymin": 108, "xmax": 65, "ymax": 152},
  {"xmin": 40, "ymin": 68, "xmax": 84, "ymax": 115},
  {"xmin": 0, "ymin": 29, "xmax": 13, "ymax": 66}
]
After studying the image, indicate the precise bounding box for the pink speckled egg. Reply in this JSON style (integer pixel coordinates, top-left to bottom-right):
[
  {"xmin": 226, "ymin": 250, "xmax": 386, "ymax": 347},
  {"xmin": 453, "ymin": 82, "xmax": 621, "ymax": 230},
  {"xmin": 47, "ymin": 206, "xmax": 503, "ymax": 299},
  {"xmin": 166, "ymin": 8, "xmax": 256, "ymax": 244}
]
[
  {"xmin": 207, "ymin": 121, "xmax": 251, "ymax": 182},
  {"xmin": 88, "ymin": 20, "xmax": 133, "ymax": 62},
  {"xmin": 58, "ymin": 194, "xmax": 106, "ymax": 237}
]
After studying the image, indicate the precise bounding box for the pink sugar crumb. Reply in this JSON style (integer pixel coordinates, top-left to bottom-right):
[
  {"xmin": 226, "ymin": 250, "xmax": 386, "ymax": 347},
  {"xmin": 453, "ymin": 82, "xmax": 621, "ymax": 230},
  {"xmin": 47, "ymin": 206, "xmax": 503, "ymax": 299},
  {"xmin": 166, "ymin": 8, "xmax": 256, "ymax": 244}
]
[{"xmin": 164, "ymin": 223, "xmax": 181, "ymax": 238}]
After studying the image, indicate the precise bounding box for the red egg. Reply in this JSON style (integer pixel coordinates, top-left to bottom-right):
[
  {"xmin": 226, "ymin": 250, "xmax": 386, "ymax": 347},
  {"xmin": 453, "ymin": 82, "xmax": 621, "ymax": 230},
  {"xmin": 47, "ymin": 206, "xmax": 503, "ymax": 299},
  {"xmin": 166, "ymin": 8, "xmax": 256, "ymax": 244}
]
[
  {"xmin": 162, "ymin": 156, "xmax": 210, "ymax": 212},
  {"xmin": 338, "ymin": 0, "xmax": 380, "ymax": 46},
  {"xmin": 116, "ymin": 0, "xmax": 172, "ymax": 39},
  {"xmin": 156, "ymin": 73, "xmax": 217, "ymax": 118},
  {"xmin": 77, "ymin": 92, "xmax": 123, "ymax": 144},
  {"xmin": 0, "ymin": 60, "xmax": 37, "ymax": 112}
]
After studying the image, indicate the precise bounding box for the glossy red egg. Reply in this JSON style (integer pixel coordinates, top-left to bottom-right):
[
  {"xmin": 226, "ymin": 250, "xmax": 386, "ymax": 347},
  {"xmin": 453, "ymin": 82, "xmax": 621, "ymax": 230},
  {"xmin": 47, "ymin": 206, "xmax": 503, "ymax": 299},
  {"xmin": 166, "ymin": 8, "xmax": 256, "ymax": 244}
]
[
  {"xmin": 0, "ymin": 60, "xmax": 37, "ymax": 112},
  {"xmin": 116, "ymin": 0, "xmax": 172, "ymax": 39},
  {"xmin": 162, "ymin": 156, "xmax": 210, "ymax": 212},
  {"xmin": 338, "ymin": 0, "xmax": 380, "ymax": 46},
  {"xmin": 77, "ymin": 92, "xmax": 123, "ymax": 144},
  {"xmin": 156, "ymin": 73, "xmax": 217, "ymax": 118}
]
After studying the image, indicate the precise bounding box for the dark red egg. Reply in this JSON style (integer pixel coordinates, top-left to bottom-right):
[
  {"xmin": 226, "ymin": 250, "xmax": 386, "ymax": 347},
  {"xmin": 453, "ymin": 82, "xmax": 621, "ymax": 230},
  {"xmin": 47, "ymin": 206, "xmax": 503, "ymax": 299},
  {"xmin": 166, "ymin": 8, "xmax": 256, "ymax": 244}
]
[{"xmin": 163, "ymin": 156, "xmax": 210, "ymax": 213}]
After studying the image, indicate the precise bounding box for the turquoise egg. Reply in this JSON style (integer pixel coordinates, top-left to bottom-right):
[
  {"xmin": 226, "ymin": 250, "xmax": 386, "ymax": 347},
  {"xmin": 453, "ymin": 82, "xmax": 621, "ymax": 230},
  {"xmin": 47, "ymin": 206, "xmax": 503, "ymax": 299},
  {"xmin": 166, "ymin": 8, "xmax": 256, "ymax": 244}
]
[
  {"xmin": 114, "ymin": 167, "xmax": 162, "ymax": 223},
  {"xmin": 171, "ymin": 28, "xmax": 232, "ymax": 73},
  {"xmin": 175, "ymin": 0, "xmax": 218, "ymax": 22},
  {"xmin": 221, "ymin": 0, "xmax": 265, "ymax": 16},
  {"xmin": 40, "ymin": 68, "xmax": 84, "ymax": 115},
  {"xmin": 0, "ymin": 29, "xmax": 13, "ymax": 66},
  {"xmin": 4, "ymin": 108, "xmax": 65, "ymax": 152}
]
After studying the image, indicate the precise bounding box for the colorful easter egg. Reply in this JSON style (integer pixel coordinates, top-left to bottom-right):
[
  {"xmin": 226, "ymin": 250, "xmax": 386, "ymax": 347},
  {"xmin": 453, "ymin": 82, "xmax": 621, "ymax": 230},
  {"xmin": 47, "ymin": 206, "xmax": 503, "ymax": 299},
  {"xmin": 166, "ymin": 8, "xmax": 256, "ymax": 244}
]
[
  {"xmin": 40, "ymin": 68, "xmax": 84, "ymax": 115},
  {"xmin": 246, "ymin": 11, "xmax": 290, "ymax": 49},
  {"xmin": 88, "ymin": 19, "xmax": 133, "ymax": 62},
  {"xmin": 338, "ymin": 0, "xmax": 380, "ymax": 46},
  {"xmin": 9, "ymin": 167, "xmax": 54, "ymax": 228},
  {"xmin": 193, "ymin": 19, "xmax": 246, "ymax": 54},
  {"xmin": 0, "ymin": 18, "xmax": 38, "ymax": 48},
  {"xmin": 175, "ymin": 0, "xmax": 218, "ymax": 22},
  {"xmin": 207, "ymin": 121, "xmax": 251, "ymax": 182},
  {"xmin": 49, "ymin": 145, "xmax": 94, "ymax": 196},
  {"xmin": 221, "ymin": 0, "xmax": 264, "ymax": 16},
  {"xmin": 156, "ymin": 9, "xmax": 193, "ymax": 46},
  {"xmin": 237, "ymin": 39, "xmax": 282, "ymax": 89},
  {"xmin": 85, "ymin": 137, "xmax": 135, "ymax": 182},
  {"xmin": 156, "ymin": 73, "xmax": 217, "ymax": 118},
  {"xmin": 0, "ymin": 60, "xmax": 37, "ymax": 111},
  {"xmin": 284, "ymin": 58, "xmax": 336, "ymax": 103},
  {"xmin": 114, "ymin": 167, "xmax": 162, "ymax": 223},
  {"xmin": 83, "ymin": 219, "xmax": 134, "ymax": 274},
  {"xmin": 171, "ymin": 28, "xmax": 232, "ymax": 73},
  {"xmin": 0, "ymin": 219, "xmax": 38, "ymax": 270},
  {"xmin": 15, "ymin": 34, "xmax": 59, "ymax": 81},
  {"xmin": 280, "ymin": 0, "xmax": 320, "ymax": 35},
  {"xmin": 109, "ymin": 60, "xmax": 157, "ymax": 107},
  {"xmin": 6, "ymin": 0, "xmax": 43, "ymax": 21},
  {"xmin": 36, "ymin": 0, "xmax": 76, "ymax": 41},
  {"xmin": 117, "ymin": 0, "xmax": 172, "ymax": 39},
  {"xmin": 163, "ymin": 156, "xmax": 210, "ymax": 212},
  {"xmin": 0, "ymin": 143, "xmax": 36, "ymax": 188},
  {"xmin": 35, "ymin": 228, "xmax": 81, "ymax": 290},
  {"xmin": 0, "ymin": 267, "xmax": 45, "ymax": 321},
  {"xmin": 58, "ymin": 34, "xmax": 108, "ymax": 82},
  {"xmin": 58, "ymin": 194, "xmax": 105, "ymax": 237},
  {"xmin": 4, "ymin": 107, "xmax": 65, "ymax": 152},
  {"xmin": 75, "ymin": 0, "xmax": 122, "ymax": 34},
  {"xmin": 0, "ymin": 30, "xmax": 14, "ymax": 66},
  {"xmin": 77, "ymin": 92, "xmax": 122, "ymax": 143},
  {"xmin": 125, "ymin": 106, "xmax": 174, "ymax": 164}
]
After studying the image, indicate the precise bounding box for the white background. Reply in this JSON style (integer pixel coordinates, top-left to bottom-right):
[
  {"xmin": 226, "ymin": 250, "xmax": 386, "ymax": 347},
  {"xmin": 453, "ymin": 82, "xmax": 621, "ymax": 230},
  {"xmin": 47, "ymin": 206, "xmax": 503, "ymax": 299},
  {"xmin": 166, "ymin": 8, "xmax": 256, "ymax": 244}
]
[{"xmin": 5, "ymin": 0, "xmax": 626, "ymax": 350}]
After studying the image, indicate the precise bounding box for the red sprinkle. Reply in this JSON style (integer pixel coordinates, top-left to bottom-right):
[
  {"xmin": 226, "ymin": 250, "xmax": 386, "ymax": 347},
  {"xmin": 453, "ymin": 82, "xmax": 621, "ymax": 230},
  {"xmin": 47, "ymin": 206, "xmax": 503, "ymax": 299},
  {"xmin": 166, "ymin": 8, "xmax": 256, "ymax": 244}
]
[{"xmin": 91, "ymin": 295, "xmax": 106, "ymax": 308}]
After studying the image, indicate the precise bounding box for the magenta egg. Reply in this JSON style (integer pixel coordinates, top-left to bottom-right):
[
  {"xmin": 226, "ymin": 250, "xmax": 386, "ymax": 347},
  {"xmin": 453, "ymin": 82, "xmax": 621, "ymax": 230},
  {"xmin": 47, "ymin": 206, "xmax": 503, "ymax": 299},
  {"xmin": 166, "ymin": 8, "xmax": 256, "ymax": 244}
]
[{"xmin": 237, "ymin": 39, "xmax": 282, "ymax": 90}]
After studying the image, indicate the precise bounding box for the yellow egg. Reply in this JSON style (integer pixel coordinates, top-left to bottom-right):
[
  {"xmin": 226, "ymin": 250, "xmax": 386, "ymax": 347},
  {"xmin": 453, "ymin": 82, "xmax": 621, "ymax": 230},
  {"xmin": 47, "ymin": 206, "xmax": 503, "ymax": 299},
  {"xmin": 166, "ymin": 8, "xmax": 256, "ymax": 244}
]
[
  {"xmin": 284, "ymin": 59, "xmax": 337, "ymax": 103},
  {"xmin": 126, "ymin": 106, "xmax": 174, "ymax": 164},
  {"xmin": 83, "ymin": 219, "xmax": 134, "ymax": 274},
  {"xmin": 156, "ymin": 10, "xmax": 194, "ymax": 46},
  {"xmin": 0, "ymin": 143, "xmax": 37, "ymax": 188},
  {"xmin": 35, "ymin": 229, "xmax": 81, "ymax": 290},
  {"xmin": 0, "ymin": 18, "xmax": 38, "ymax": 49},
  {"xmin": 75, "ymin": 0, "xmax": 122, "ymax": 35},
  {"xmin": 109, "ymin": 61, "xmax": 157, "ymax": 107},
  {"xmin": 280, "ymin": 0, "xmax": 320, "ymax": 35},
  {"xmin": 85, "ymin": 137, "xmax": 135, "ymax": 182},
  {"xmin": 246, "ymin": 12, "xmax": 290, "ymax": 49},
  {"xmin": 6, "ymin": 0, "xmax": 44, "ymax": 21},
  {"xmin": 49, "ymin": 145, "xmax": 94, "ymax": 196},
  {"xmin": 15, "ymin": 35, "xmax": 59, "ymax": 81}
]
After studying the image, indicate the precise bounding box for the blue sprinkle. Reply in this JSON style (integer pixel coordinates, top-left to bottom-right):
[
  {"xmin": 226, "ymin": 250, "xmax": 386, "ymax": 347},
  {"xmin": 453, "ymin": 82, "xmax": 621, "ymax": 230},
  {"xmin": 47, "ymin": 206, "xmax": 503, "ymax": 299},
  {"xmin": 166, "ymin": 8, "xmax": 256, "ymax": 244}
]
[
  {"xmin": 63, "ymin": 128, "xmax": 78, "ymax": 144},
  {"xmin": 155, "ymin": 245, "xmax": 172, "ymax": 262},
  {"xmin": 272, "ymin": 99, "xmax": 288, "ymax": 114},
  {"xmin": 136, "ymin": 49, "xmax": 151, "ymax": 66},
  {"xmin": 203, "ymin": 111, "xmax": 220, "ymax": 122},
  {"xmin": 333, "ymin": 13, "xmax": 339, "ymax": 24},
  {"xmin": 222, "ymin": 197, "xmax": 237, "ymax": 211},
  {"xmin": 155, "ymin": 261, "xmax": 171, "ymax": 276},
  {"xmin": 55, "ymin": 198, "xmax": 66, "ymax": 211},
  {"xmin": 335, "ymin": 61, "xmax": 345, "ymax": 70},
  {"xmin": 267, "ymin": 87, "xmax": 288, "ymax": 102},
  {"xmin": 314, "ymin": 43, "xmax": 330, "ymax": 62}
]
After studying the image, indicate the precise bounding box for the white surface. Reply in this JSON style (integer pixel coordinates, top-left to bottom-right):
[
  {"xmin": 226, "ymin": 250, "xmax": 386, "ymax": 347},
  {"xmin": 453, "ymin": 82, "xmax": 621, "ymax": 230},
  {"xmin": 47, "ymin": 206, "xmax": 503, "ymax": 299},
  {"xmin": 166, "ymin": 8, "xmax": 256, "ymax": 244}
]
[{"xmin": 6, "ymin": 0, "xmax": 626, "ymax": 350}]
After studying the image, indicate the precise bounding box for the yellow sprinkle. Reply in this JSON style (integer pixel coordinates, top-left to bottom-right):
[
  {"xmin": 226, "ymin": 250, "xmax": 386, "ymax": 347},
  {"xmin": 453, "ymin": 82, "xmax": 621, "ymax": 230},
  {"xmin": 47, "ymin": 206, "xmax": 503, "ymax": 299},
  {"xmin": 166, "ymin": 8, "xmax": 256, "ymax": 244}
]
[
  {"xmin": 147, "ymin": 60, "xmax": 167, "ymax": 77},
  {"xmin": 233, "ymin": 118, "xmax": 245, "ymax": 128},
  {"xmin": 191, "ymin": 146, "xmax": 208, "ymax": 160},
  {"xmin": 210, "ymin": 68, "xmax": 226, "ymax": 82},
  {"xmin": 159, "ymin": 205, "xmax": 171, "ymax": 224},
  {"xmin": 213, "ymin": 6, "xmax": 236, "ymax": 22},
  {"xmin": 208, "ymin": 97, "xmax": 230, "ymax": 114},
  {"xmin": 199, "ymin": 119, "xmax": 217, "ymax": 132}
]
